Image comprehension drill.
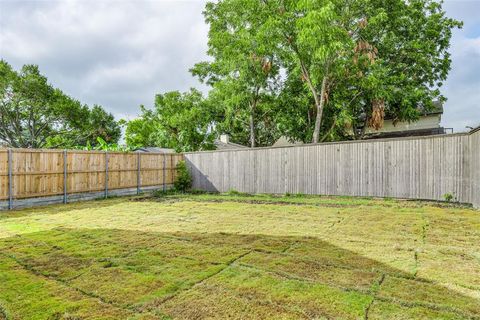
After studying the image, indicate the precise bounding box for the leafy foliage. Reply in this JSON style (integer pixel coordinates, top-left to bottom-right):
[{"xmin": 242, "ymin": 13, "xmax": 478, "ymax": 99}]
[
  {"xmin": 174, "ymin": 160, "xmax": 193, "ymax": 192},
  {"xmin": 124, "ymin": 89, "xmax": 215, "ymax": 152},
  {"xmin": 123, "ymin": 0, "xmax": 460, "ymax": 151},
  {"xmin": 191, "ymin": 0, "xmax": 282, "ymax": 147},
  {"xmin": 200, "ymin": 0, "xmax": 461, "ymax": 143},
  {"xmin": 0, "ymin": 60, "xmax": 121, "ymax": 148},
  {"xmin": 76, "ymin": 137, "xmax": 133, "ymax": 152}
]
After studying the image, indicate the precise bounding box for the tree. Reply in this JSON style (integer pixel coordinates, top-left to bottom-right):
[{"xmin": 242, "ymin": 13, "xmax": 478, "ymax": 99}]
[
  {"xmin": 124, "ymin": 89, "xmax": 215, "ymax": 152},
  {"xmin": 282, "ymin": 0, "xmax": 354, "ymax": 143},
  {"xmin": 205, "ymin": 78, "xmax": 280, "ymax": 147},
  {"xmin": 122, "ymin": 109, "xmax": 159, "ymax": 148},
  {"xmin": 336, "ymin": 0, "xmax": 462, "ymax": 139},
  {"xmin": 45, "ymin": 104, "xmax": 121, "ymax": 148},
  {"xmin": 191, "ymin": 0, "xmax": 281, "ymax": 147},
  {"xmin": 204, "ymin": 0, "xmax": 461, "ymax": 143},
  {"xmin": 0, "ymin": 60, "xmax": 121, "ymax": 148}
]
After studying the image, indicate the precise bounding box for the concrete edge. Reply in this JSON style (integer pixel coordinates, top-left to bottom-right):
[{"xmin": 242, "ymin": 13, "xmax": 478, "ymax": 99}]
[{"xmin": 0, "ymin": 185, "xmax": 173, "ymax": 211}]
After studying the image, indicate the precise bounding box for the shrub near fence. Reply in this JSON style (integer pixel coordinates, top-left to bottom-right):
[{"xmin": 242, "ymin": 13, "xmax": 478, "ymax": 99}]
[
  {"xmin": 185, "ymin": 129, "xmax": 480, "ymax": 209},
  {"xmin": 0, "ymin": 149, "xmax": 183, "ymax": 210}
]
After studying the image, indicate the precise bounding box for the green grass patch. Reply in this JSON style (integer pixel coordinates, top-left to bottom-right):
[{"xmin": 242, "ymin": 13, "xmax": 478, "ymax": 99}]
[{"xmin": 0, "ymin": 194, "xmax": 478, "ymax": 319}]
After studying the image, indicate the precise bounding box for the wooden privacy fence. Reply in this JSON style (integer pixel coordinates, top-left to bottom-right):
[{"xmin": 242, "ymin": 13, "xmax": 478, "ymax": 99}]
[
  {"xmin": 185, "ymin": 129, "xmax": 480, "ymax": 209},
  {"xmin": 0, "ymin": 149, "xmax": 183, "ymax": 209}
]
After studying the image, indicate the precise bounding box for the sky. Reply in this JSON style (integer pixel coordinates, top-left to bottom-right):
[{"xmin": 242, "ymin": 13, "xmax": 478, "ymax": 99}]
[{"xmin": 0, "ymin": 0, "xmax": 479, "ymax": 133}]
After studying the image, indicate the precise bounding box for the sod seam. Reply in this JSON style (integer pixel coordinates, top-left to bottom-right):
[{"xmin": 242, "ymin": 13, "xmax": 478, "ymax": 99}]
[
  {"xmin": 237, "ymin": 262, "xmax": 373, "ymax": 295},
  {"xmin": 374, "ymin": 295, "xmax": 480, "ymax": 320},
  {"xmin": 363, "ymin": 273, "xmax": 386, "ymax": 320},
  {"xmin": 6, "ymin": 231, "xmax": 449, "ymax": 294},
  {"xmin": 0, "ymin": 252, "xmax": 171, "ymax": 319},
  {"xmin": 281, "ymin": 241, "xmax": 300, "ymax": 254},
  {"xmin": 185, "ymin": 282, "xmax": 312, "ymax": 319},
  {"xmin": 237, "ymin": 263, "xmax": 478, "ymax": 319},
  {"xmin": 140, "ymin": 249, "xmax": 254, "ymax": 311},
  {"xmin": 251, "ymin": 247, "xmax": 424, "ymax": 283}
]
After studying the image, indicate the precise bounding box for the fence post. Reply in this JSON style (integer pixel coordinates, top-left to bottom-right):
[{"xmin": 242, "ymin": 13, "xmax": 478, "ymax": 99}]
[
  {"xmin": 163, "ymin": 154, "xmax": 167, "ymax": 192},
  {"xmin": 137, "ymin": 152, "xmax": 141, "ymax": 195},
  {"xmin": 7, "ymin": 149, "xmax": 13, "ymax": 210},
  {"xmin": 283, "ymin": 148, "xmax": 288, "ymax": 195},
  {"xmin": 105, "ymin": 151, "xmax": 109, "ymax": 199},
  {"xmin": 63, "ymin": 150, "xmax": 68, "ymax": 204}
]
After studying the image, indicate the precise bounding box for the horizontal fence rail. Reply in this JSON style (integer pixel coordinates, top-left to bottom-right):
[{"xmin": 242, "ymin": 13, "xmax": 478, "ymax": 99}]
[
  {"xmin": 0, "ymin": 149, "xmax": 183, "ymax": 210},
  {"xmin": 185, "ymin": 130, "xmax": 480, "ymax": 209}
]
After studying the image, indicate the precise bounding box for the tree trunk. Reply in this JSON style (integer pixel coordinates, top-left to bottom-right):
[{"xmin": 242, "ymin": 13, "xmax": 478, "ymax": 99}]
[
  {"xmin": 312, "ymin": 75, "xmax": 328, "ymax": 144},
  {"xmin": 249, "ymin": 102, "xmax": 256, "ymax": 148}
]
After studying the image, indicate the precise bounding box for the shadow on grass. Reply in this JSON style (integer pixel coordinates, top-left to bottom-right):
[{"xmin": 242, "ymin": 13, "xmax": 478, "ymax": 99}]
[{"xmin": 0, "ymin": 228, "xmax": 478, "ymax": 320}]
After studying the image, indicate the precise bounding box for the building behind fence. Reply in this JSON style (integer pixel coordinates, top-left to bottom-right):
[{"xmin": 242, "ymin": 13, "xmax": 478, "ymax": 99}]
[
  {"xmin": 185, "ymin": 129, "xmax": 480, "ymax": 209},
  {"xmin": 0, "ymin": 149, "xmax": 183, "ymax": 209}
]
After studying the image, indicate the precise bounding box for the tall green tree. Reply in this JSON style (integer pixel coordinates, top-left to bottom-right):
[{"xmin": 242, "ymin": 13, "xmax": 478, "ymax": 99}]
[
  {"xmin": 335, "ymin": 0, "xmax": 462, "ymax": 139},
  {"xmin": 124, "ymin": 89, "xmax": 215, "ymax": 152},
  {"xmin": 0, "ymin": 60, "xmax": 121, "ymax": 149},
  {"xmin": 191, "ymin": 0, "xmax": 281, "ymax": 147},
  {"xmin": 45, "ymin": 104, "xmax": 121, "ymax": 148},
  {"xmin": 204, "ymin": 0, "xmax": 461, "ymax": 143},
  {"xmin": 122, "ymin": 109, "xmax": 159, "ymax": 148}
]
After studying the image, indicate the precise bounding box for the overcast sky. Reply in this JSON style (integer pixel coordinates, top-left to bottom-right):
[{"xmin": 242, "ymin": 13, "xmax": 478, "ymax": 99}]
[{"xmin": 0, "ymin": 0, "xmax": 479, "ymax": 133}]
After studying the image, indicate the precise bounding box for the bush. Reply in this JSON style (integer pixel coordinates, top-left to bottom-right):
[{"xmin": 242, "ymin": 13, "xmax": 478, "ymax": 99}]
[{"xmin": 174, "ymin": 160, "xmax": 192, "ymax": 192}]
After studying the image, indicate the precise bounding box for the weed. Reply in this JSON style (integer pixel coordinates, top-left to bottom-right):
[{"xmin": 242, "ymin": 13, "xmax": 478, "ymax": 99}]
[
  {"xmin": 173, "ymin": 161, "xmax": 192, "ymax": 192},
  {"xmin": 443, "ymin": 193, "xmax": 456, "ymax": 203}
]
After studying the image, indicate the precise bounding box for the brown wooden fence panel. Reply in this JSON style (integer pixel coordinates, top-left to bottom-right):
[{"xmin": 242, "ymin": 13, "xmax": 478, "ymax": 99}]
[
  {"xmin": 0, "ymin": 149, "xmax": 183, "ymax": 209},
  {"xmin": 140, "ymin": 153, "xmax": 165, "ymax": 187},
  {"xmin": 0, "ymin": 150, "xmax": 8, "ymax": 200},
  {"xmin": 107, "ymin": 153, "xmax": 138, "ymax": 191},
  {"xmin": 11, "ymin": 149, "xmax": 64, "ymax": 199},
  {"xmin": 67, "ymin": 151, "xmax": 106, "ymax": 194}
]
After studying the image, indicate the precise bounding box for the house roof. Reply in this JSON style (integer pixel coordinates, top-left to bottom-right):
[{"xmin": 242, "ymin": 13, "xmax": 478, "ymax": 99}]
[
  {"xmin": 273, "ymin": 136, "xmax": 304, "ymax": 147},
  {"xmin": 364, "ymin": 127, "xmax": 447, "ymax": 140},
  {"xmin": 134, "ymin": 147, "xmax": 175, "ymax": 153},
  {"xmin": 470, "ymin": 125, "xmax": 480, "ymax": 134},
  {"xmin": 420, "ymin": 101, "xmax": 444, "ymax": 115},
  {"xmin": 213, "ymin": 140, "xmax": 248, "ymax": 150},
  {"xmin": 383, "ymin": 101, "xmax": 443, "ymax": 121}
]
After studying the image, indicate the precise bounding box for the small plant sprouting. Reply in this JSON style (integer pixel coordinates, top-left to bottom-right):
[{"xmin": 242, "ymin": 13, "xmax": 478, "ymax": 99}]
[
  {"xmin": 227, "ymin": 189, "xmax": 241, "ymax": 195},
  {"xmin": 443, "ymin": 193, "xmax": 455, "ymax": 203}
]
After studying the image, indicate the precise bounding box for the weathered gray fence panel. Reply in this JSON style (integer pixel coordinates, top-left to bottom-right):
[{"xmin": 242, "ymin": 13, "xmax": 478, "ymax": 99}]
[{"xmin": 185, "ymin": 133, "xmax": 478, "ymax": 206}]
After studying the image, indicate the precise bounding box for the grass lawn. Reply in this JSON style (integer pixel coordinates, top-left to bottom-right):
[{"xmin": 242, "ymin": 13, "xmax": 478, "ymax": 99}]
[{"xmin": 0, "ymin": 193, "xmax": 479, "ymax": 319}]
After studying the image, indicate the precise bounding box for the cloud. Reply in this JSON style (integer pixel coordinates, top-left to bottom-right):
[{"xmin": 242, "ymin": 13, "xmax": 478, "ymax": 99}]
[
  {"xmin": 0, "ymin": 0, "xmax": 478, "ymax": 131},
  {"xmin": 441, "ymin": 1, "xmax": 480, "ymax": 131},
  {"xmin": 0, "ymin": 0, "xmax": 209, "ymax": 120}
]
